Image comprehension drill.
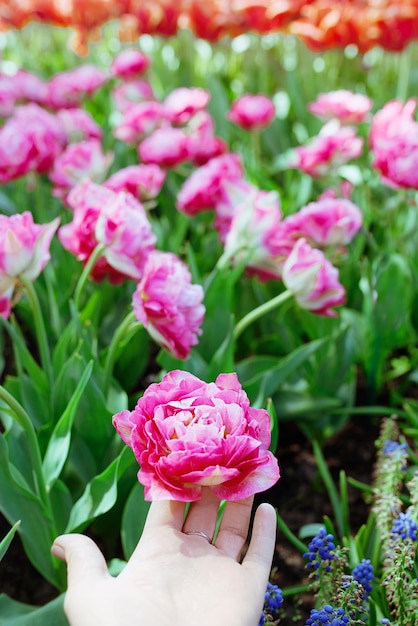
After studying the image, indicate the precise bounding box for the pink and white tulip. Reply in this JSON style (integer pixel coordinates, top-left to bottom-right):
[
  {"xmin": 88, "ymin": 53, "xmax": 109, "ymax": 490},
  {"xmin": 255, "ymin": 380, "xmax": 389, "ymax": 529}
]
[
  {"xmin": 0, "ymin": 104, "xmax": 66, "ymax": 182},
  {"xmin": 279, "ymin": 197, "xmax": 363, "ymax": 250},
  {"xmin": 132, "ymin": 250, "xmax": 205, "ymax": 359},
  {"xmin": 113, "ymin": 101, "xmax": 166, "ymax": 144},
  {"xmin": 177, "ymin": 153, "xmax": 243, "ymax": 216},
  {"xmin": 215, "ymin": 180, "xmax": 284, "ymax": 280},
  {"xmin": 308, "ymin": 90, "xmax": 373, "ymax": 125},
  {"xmin": 282, "ymin": 238, "xmax": 346, "ymax": 316},
  {"xmin": 0, "ymin": 74, "xmax": 20, "ymax": 117},
  {"xmin": 12, "ymin": 69, "xmax": 48, "ymax": 106},
  {"xmin": 56, "ymin": 108, "xmax": 103, "ymax": 143},
  {"xmin": 227, "ymin": 93, "xmax": 275, "ymax": 130},
  {"xmin": 369, "ymin": 99, "xmax": 418, "ymax": 189},
  {"xmin": 138, "ymin": 127, "xmax": 190, "ymax": 168},
  {"xmin": 59, "ymin": 181, "xmax": 155, "ymax": 284},
  {"xmin": 112, "ymin": 369, "xmax": 280, "ymax": 501},
  {"xmin": 46, "ymin": 64, "xmax": 107, "ymax": 109},
  {"xmin": 111, "ymin": 80, "xmax": 154, "ymax": 113},
  {"xmin": 110, "ymin": 49, "xmax": 150, "ymax": 80},
  {"xmin": 104, "ymin": 164, "xmax": 166, "ymax": 200},
  {"xmin": 49, "ymin": 139, "xmax": 113, "ymax": 199},
  {"xmin": 163, "ymin": 87, "xmax": 210, "ymax": 125},
  {"xmin": 0, "ymin": 212, "xmax": 60, "ymax": 318},
  {"xmin": 292, "ymin": 120, "xmax": 363, "ymax": 178},
  {"xmin": 185, "ymin": 110, "xmax": 227, "ymax": 166}
]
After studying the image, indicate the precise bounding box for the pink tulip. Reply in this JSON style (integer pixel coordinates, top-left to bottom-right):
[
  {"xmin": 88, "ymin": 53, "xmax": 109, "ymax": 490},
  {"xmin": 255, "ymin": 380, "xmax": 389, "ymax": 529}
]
[
  {"xmin": 112, "ymin": 369, "xmax": 280, "ymax": 501},
  {"xmin": 282, "ymin": 238, "xmax": 345, "ymax": 316},
  {"xmin": 49, "ymin": 139, "xmax": 113, "ymax": 199},
  {"xmin": 291, "ymin": 120, "xmax": 363, "ymax": 178},
  {"xmin": 308, "ymin": 90, "xmax": 373, "ymax": 124},
  {"xmin": 177, "ymin": 153, "xmax": 243, "ymax": 216},
  {"xmin": 132, "ymin": 250, "xmax": 205, "ymax": 359},
  {"xmin": 185, "ymin": 110, "xmax": 227, "ymax": 165},
  {"xmin": 104, "ymin": 164, "xmax": 166, "ymax": 200},
  {"xmin": 0, "ymin": 74, "xmax": 19, "ymax": 117},
  {"xmin": 111, "ymin": 80, "xmax": 155, "ymax": 113},
  {"xmin": 370, "ymin": 99, "xmax": 418, "ymax": 189},
  {"xmin": 138, "ymin": 127, "xmax": 190, "ymax": 168},
  {"xmin": 0, "ymin": 212, "xmax": 60, "ymax": 318},
  {"xmin": 46, "ymin": 64, "xmax": 107, "ymax": 109},
  {"xmin": 113, "ymin": 101, "xmax": 166, "ymax": 144},
  {"xmin": 56, "ymin": 108, "xmax": 103, "ymax": 143},
  {"xmin": 227, "ymin": 93, "xmax": 275, "ymax": 130},
  {"xmin": 95, "ymin": 192, "xmax": 157, "ymax": 280},
  {"xmin": 110, "ymin": 49, "xmax": 150, "ymax": 80},
  {"xmin": 279, "ymin": 197, "xmax": 363, "ymax": 249},
  {"xmin": 163, "ymin": 87, "xmax": 210, "ymax": 125},
  {"xmin": 59, "ymin": 181, "xmax": 155, "ymax": 284},
  {"xmin": 217, "ymin": 180, "xmax": 283, "ymax": 280},
  {"xmin": 0, "ymin": 104, "xmax": 66, "ymax": 182},
  {"xmin": 12, "ymin": 69, "xmax": 48, "ymax": 106}
]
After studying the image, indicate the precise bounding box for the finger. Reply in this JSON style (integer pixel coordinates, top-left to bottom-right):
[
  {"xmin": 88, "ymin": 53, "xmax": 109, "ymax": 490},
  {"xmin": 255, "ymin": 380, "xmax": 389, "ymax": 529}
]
[
  {"xmin": 242, "ymin": 503, "xmax": 276, "ymax": 579},
  {"xmin": 182, "ymin": 488, "xmax": 221, "ymax": 542},
  {"xmin": 142, "ymin": 500, "xmax": 186, "ymax": 533},
  {"xmin": 129, "ymin": 500, "xmax": 186, "ymax": 565},
  {"xmin": 214, "ymin": 496, "xmax": 254, "ymax": 560},
  {"xmin": 52, "ymin": 534, "xmax": 110, "ymax": 588}
]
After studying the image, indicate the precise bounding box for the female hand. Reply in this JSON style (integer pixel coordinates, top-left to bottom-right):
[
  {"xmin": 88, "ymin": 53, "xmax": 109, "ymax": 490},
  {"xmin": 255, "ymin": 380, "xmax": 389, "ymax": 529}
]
[{"xmin": 52, "ymin": 489, "xmax": 277, "ymax": 626}]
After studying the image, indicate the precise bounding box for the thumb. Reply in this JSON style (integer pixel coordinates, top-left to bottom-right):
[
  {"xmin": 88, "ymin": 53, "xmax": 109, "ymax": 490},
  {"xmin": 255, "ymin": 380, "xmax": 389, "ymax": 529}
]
[{"xmin": 52, "ymin": 534, "xmax": 110, "ymax": 588}]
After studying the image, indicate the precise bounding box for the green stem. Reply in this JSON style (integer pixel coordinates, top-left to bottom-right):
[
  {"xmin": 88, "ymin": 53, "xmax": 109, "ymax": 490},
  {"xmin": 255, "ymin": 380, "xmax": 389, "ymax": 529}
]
[
  {"xmin": 312, "ymin": 439, "xmax": 344, "ymax": 538},
  {"xmin": 102, "ymin": 310, "xmax": 141, "ymax": 393},
  {"xmin": 233, "ymin": 290, "xmax": 293, "ymax": 340},
  {"xmin": 250, "ymin": 130, "xmax": 261, "ymax": 168},
  {"xmin": 396, "ymin": 45, "xmax": 411, "ymax": 102},
  {"xmin": 20, "ymin": 275, "xmax": 53, "ymax": 386},
  {"xmin": 275, "ymin": 508, "xmax": 308, "ymax": 554},
  {"xmin": 73, "ymin": 243, "xmax": 106, "ymax": 311},
  {"xmin": 0, "ymin": 386, "xmax": 49, "ymax": 507}
]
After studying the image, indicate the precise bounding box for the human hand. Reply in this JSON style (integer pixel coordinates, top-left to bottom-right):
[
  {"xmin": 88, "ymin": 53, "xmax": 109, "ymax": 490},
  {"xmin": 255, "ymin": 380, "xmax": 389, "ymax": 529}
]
[{"xmin": 52, "ymin": 489, "xmax": 277, "ymax": 626}]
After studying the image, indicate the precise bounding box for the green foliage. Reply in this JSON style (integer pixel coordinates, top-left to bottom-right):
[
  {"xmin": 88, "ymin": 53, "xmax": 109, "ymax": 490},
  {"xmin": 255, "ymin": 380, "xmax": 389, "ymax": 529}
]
[{"xmin": 0, "ymin": 19, "xmax": 417, "ymax": 625}]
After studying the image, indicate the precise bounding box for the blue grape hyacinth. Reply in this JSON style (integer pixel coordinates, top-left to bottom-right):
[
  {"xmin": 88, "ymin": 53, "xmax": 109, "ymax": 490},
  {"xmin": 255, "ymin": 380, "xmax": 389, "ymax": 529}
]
[
  {"xmin": 305, "ymin": 604, "xmax": 350, "ymax": 625},
  {"xmin": 304, "ymin": 528, "xmax": 336, "ymax": 572}
]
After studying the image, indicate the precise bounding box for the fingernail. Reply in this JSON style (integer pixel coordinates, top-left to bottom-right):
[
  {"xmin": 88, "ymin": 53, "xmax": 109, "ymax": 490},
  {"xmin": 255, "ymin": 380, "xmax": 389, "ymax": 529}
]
[{"xmin": 51, "ymin": 542, "xmax": 66, "ymax": 561}]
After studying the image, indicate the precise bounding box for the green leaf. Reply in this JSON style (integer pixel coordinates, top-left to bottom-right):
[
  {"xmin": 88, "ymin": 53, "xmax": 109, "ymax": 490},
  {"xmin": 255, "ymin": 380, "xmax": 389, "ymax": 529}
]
[
  {"xmin": 121, "ymin": 482, "xmax": 150, "ymax": 559},
  {"xmin": 1, "ymin": 317, "xmax": 48, "ymax": 393},
  {"xmin": 237, "ymin": 336, "xmax": 329, "ymax": 405},
  {"xmin": 207, "ymin": 316, "xmax": 235, "ymax": 380},
  {"xmin": 42, "ymin": 361, "xmax": 93, "ymax": 490},
  {"xmin": 0, "ymin": 435, "xmax": 63, "ymax": 587},
  {"xmin": 298, "ymin": 523, "xmax": 326, "ymax": 540},
  {"xmin": 65, "ymin": 446, "xmax": 134, "ymax": 533},
  {"xmin": 0, "ymin": 594, "xmax": 66, "ymax": 625},
  {"xmin": 266, "ymin": 398, "xmax": 278, "ymax": 454},
  {"xmin": 0, "ymin": 521, "xmax": 20, "ymax": 561}
]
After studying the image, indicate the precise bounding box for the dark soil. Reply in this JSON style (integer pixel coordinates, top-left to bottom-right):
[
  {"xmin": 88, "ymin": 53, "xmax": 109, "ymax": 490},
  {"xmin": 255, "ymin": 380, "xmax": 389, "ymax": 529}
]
[{"xmin": 0, "ymin": 416, "xmax": 379, "ymax": 623}]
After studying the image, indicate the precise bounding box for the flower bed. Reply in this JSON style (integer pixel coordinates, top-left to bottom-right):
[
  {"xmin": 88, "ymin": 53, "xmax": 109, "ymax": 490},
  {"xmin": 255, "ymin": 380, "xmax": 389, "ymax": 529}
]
[{"xmin": 0, "ymin": 17, "xmax": 417, "ymax": 626}]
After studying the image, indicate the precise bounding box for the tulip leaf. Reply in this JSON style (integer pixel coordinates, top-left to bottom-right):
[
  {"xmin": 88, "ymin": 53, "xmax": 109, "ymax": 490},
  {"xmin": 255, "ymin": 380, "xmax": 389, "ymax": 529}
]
[
  {"xmin": 42, "ymin": 361, "xmax": 93, "ymax": 490},
  {"xmin": 0, "ymin": 520, "xmax": 20, "ymax": 561},
  {"xmin": 65, "ymin": 445, "xmax": 134, "ymax": 533},
  {"xmin": 121, "ymin": 481, "xmax": 150, "ymax": 559},
  {"xmin": 0, "ymin": 594, "xmax": 66, "ymax": 625},
  {"xmin": 237, "ymin": 336, "xmax": 328, "ymax": 405},
  {"xmin": 0, "ymin": 434, "xmax": 63, "ymax": 586}
]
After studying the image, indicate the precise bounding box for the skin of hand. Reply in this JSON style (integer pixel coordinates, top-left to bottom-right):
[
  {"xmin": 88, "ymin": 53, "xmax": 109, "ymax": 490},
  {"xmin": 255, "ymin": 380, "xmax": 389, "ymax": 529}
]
[{"xmin": 51, "ymin": 488, "xmax": 277, "ymax": 626}]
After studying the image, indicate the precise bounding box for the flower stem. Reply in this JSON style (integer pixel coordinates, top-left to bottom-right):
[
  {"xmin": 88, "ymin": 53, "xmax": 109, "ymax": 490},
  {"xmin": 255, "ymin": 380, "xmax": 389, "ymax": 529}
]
[
  {"xmin": 102, "ymin": 310, "xmax": 142, "ymax": 393},
  {"xmin": 73, "ymin": 243, "xmax": 106, "ymax": 311},
  {"xmin": 233, "ymin": 289, "xmax": 293, "ymax": 341},
  {"xmin": 20, "ymin": 275, "xmax": 53, "ymax": 386}
]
